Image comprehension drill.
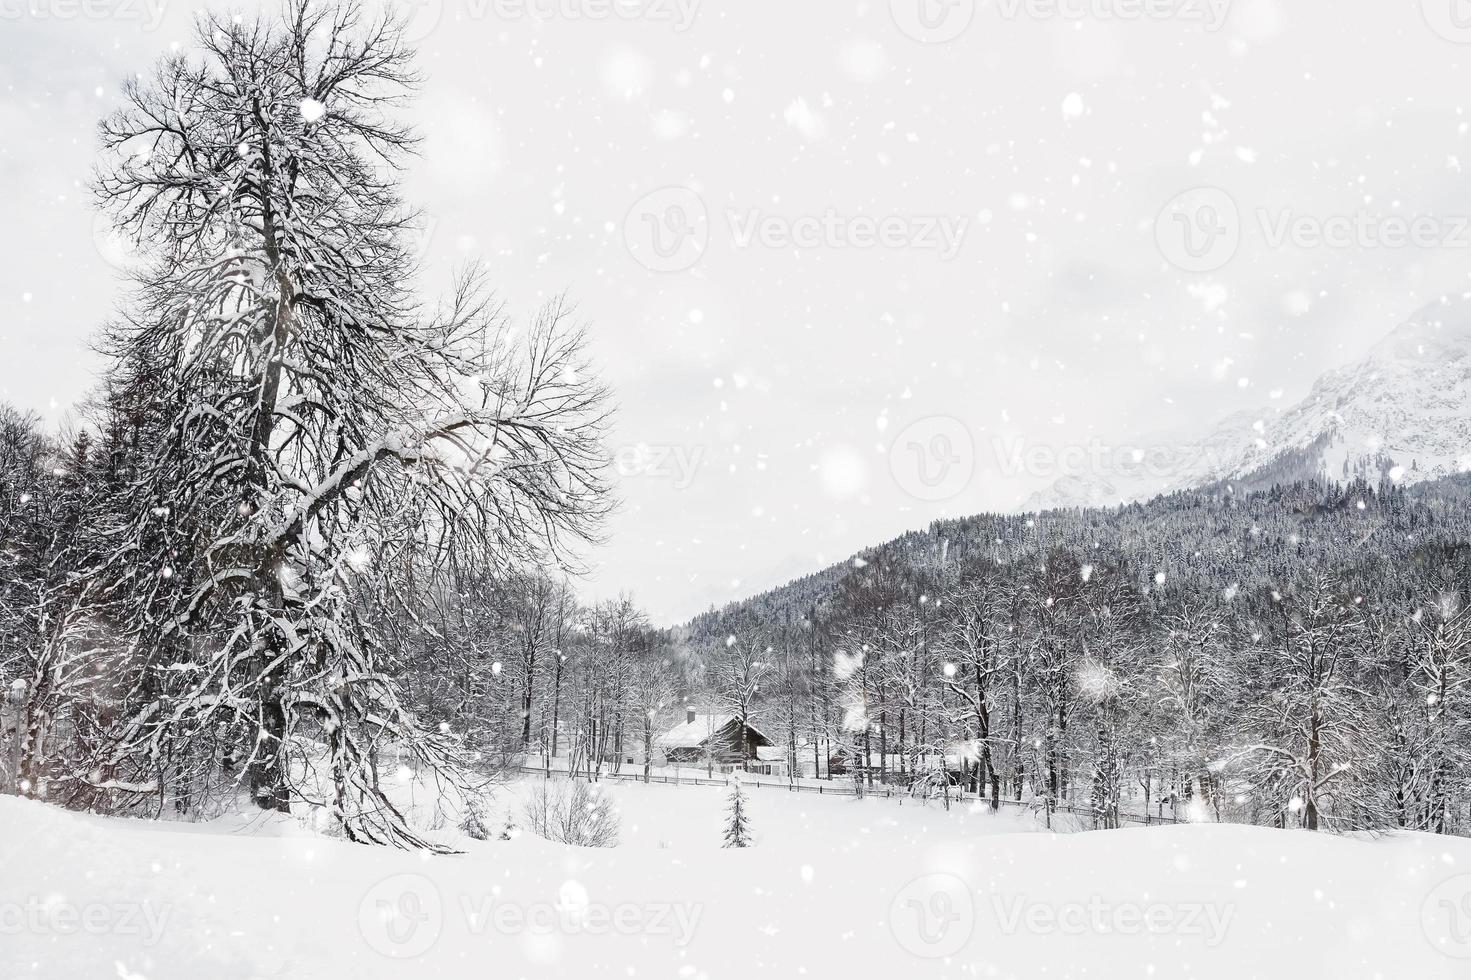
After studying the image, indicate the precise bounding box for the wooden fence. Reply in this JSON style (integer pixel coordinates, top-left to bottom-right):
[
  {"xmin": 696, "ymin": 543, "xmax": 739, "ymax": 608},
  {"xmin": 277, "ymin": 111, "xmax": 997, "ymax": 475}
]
[{"xmin": 514, "ymin": 765, "xmax": 1181, "ymax": 826}]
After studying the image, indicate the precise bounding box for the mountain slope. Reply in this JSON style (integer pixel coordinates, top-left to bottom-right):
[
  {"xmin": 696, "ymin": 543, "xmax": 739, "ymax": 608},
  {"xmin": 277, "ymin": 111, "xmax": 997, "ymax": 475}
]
[
  {"xmin": 1027, "ymin": 295, "xmax": 1471, "ymax": 511},
  {"xmin": 1180, "ymin": 295, "xmax": 1471, "ymax": 494},
  {"xmin": 693, "ymin": 298, "xmax": 1471, "ymax": 630}
]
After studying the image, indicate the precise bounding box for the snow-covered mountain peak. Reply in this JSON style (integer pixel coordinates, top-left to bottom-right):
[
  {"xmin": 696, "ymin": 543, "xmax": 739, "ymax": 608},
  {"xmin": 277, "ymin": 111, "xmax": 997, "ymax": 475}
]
[
  {"xmin": 1362, "ymin": 293, "xmax": 1471, "ymax": 365},
  {"xmin": 1024, "ymin": 296, "xmax": 1471, "ymax": 513}
]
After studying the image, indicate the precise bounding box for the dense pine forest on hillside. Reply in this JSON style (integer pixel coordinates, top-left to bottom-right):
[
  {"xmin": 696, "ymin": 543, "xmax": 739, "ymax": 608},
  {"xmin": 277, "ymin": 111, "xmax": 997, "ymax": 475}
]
[{"xmin": 687, "ymin": 475, "xmax": 1471, "ymax": 833}]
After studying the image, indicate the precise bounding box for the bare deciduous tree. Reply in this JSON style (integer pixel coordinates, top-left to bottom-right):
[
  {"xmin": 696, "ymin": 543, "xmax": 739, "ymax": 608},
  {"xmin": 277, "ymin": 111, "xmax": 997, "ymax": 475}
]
[{"xmin": 91, "ymin": 0, "xmax": 610, "ymax": 847}]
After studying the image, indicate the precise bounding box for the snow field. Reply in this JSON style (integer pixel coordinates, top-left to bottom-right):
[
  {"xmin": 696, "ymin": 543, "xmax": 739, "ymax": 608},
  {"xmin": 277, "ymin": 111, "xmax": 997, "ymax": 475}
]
[{"xmin": 1, "ymin": 776, "xmax": 1470, "ymax": 979}]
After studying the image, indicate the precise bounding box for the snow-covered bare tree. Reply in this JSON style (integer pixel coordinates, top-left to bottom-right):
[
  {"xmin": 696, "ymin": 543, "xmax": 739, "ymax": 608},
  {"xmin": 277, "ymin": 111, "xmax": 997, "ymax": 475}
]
[
  {"xmin": 936, "ymin": 562, "xmax": 1010, "ymax": 808},
  {"xmin": 627, "ymin": 629, "xmax": 679, "ymax": 782},
  {"xmin": 1072, "ymin": 571, "xmax": 1146, "ymax": 829},
  {"xmin": 92, "ymin": 0, "xmax": 610, "ymax": 847},
  {"xmin": 1151, "ymin": 600, "xmax": 1237, "ymax": 819},
  {"xmin": 503, "ymin": 573, "xmax": 562, "ymax": 750},
  {"xmin": 1022, "ymin": 552, "xmax": 1090, "ymax": 821},
  {"xmin": 708, "ymin": 621, "xmax": 774, "ymax": 771},
  {"xmin": 1406, "ymin": 592, "xmax": 1471, "ymax": 832},
  {"xmin": 1236, "ymin": 576, "xmax": 1372, "ymax": 831},
  {"xmin": 0, "ymin": 406, "xmax": 48, "ymax": 797}
]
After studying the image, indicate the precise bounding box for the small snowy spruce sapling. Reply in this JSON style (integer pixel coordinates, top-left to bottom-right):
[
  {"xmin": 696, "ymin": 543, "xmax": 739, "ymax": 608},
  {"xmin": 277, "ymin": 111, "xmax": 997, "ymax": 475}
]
[
  {"xmin": 460, "ymin": 799, "xmax": 490, "ymax": 841},
  {"xmin": 723, "ymin": 775, "xmax": 753, "ymax": 848}
]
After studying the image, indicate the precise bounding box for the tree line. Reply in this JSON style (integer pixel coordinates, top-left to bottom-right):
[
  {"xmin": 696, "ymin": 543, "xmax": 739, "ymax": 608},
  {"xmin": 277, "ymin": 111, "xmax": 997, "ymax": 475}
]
[{"xmin": 684, "ymin": 476, "xmax": 1471, "ymax": 834}]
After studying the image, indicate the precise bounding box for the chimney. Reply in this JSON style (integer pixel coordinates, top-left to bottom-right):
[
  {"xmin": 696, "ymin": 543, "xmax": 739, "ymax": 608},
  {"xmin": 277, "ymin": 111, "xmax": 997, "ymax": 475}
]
[{"xmin": 686, "ymin": 706, "xmax": 696, "ymax": 725}]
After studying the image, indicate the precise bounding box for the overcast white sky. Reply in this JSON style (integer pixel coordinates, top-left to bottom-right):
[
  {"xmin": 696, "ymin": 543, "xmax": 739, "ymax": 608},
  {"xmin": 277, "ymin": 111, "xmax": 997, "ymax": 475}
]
[{"xmin": 4, "ymin": 0, "xmax": 1471, "ymax": 622}]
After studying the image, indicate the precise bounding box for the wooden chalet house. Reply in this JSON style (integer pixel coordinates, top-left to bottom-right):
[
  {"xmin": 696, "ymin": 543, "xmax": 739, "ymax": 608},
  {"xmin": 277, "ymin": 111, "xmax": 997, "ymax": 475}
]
[{"xmin": 655, "ymin": 708, "xmax": 774, "ymax": 768}]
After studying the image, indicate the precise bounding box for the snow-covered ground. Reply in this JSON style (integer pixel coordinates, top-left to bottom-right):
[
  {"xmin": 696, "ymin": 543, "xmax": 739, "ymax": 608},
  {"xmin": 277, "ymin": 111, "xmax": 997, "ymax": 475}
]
[{"xmin": 3, "ymin": 777, "xmax": 1471, "ymax": 979}]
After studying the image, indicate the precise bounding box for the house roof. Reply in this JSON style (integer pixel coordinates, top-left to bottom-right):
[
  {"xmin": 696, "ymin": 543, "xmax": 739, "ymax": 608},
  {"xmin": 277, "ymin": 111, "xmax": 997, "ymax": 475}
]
[
  {"xmin": 656, "ymin": 713, "xmax": 775, "ymax": 749},
  {"xmin": 656, "ymin": 713, "xmax": 737, "ymax": 749}
]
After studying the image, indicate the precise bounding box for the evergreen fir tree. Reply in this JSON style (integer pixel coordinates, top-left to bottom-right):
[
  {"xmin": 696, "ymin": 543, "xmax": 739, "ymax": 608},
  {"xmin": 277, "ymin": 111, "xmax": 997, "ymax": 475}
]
[
  {"xmin": 459, "ymin": 799, "xmax": 490, "ymax": 842},
  {"xmin": 722, "ymin": 776, "xmax": 753, "ymax": 848}
]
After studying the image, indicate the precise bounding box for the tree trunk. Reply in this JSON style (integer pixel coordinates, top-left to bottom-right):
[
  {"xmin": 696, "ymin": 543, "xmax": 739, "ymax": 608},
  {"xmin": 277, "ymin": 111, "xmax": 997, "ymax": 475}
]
[{"xmin": 249, "ymin": 680, "xmax": 290, "ymax": 813}]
